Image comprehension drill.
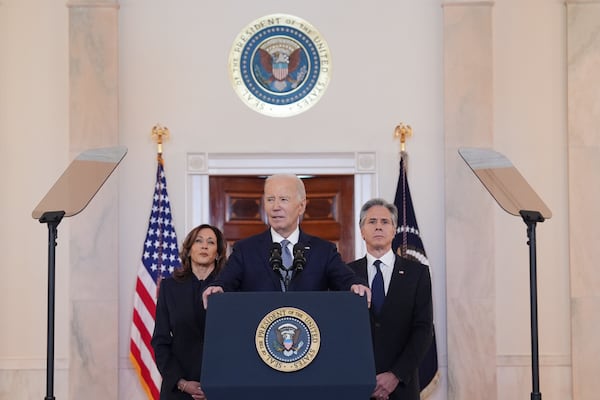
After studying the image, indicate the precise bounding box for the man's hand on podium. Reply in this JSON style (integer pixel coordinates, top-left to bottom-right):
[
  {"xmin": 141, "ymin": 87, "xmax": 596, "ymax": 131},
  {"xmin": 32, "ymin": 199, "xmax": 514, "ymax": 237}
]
[
  {"xmin": 202, "ymin": 286, "xmax": 224, "ymax": 309},
  {"xmin": 351, "ymin": 284, "xmax": 372, "ymax": 307}
]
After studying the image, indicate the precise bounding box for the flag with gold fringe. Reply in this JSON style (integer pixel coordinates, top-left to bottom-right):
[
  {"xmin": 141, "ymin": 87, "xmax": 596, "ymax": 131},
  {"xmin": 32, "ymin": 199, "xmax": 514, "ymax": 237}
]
[
  {"xmin": 129, "ymin": 154, "xmax": 180, "ymax": 399},
  {"xmin": 392, "ymin": 151, "xmax": 439, "ymax": 398}
]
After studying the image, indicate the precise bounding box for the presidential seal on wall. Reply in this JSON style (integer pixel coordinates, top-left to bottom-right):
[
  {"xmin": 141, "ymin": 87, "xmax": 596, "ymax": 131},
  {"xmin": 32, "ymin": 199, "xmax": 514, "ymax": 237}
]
[
  {"xmin": 228, "ymin": 14, "xmax": 332, "ymax": 117},
  {"xmin": 255, "ymin": 307, "xmax": 321, "ymax": 372}
]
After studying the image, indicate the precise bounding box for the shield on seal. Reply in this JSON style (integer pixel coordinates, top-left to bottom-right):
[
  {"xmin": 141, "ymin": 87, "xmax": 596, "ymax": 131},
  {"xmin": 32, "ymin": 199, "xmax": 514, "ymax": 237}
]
[
  {"xmin": 273, "ymin": 61, "xmax": 289, "ymax": 81},
  {"xmin": 283, "ymin": 336, "xmax": 293, "ymax": 350}
]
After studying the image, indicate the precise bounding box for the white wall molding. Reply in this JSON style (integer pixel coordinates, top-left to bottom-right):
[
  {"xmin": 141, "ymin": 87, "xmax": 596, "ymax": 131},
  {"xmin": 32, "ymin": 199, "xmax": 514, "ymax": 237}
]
[
  {"xmin": 186, "ymin": 152, "xmax": 378, "ymax": 258},
  {"xmin": 496, "ymin": 354, "xmax": 571, "ymax": 367},
  {"xmin": 0, "ymin": 357, "xmax": 68, "ymax": 370}
]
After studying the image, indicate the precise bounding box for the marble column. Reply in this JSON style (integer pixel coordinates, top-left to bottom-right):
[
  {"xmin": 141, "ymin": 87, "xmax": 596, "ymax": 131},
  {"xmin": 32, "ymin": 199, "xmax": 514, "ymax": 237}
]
[
  {"xmin": 442, "ymin": 1, "xmax": 496, "ymax": 399},
  {"xmin": 566, "ymin": 1, "xmax": 600, "ymax": 399},
  {"xmin": 67, "ymin": 0, "xmax": 120, "ymax": 398}
]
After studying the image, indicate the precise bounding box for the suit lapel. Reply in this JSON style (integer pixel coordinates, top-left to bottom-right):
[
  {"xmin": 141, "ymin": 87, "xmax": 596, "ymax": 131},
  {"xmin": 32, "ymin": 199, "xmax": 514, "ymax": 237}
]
[
  {"xmin": 297, "ymin": 231, "xmax": 312, "ymax": 263},
  {"xmin": 374, "ymin": 257, "xmax": 408, "ymax": 316},
  {"xmin": 387, "ymin": 257, "xmax": 408, "ymax": 297},
  {"xmin": 258, "ymin": 229, "xmax": 282, "ymax": 289},
  {"xmin": 353, "ymin": 258, "xmax": 380, "ymax": 318},
  {"xmin": 355, "ymin": 257, "xmax": 369, "ymax": 282}
]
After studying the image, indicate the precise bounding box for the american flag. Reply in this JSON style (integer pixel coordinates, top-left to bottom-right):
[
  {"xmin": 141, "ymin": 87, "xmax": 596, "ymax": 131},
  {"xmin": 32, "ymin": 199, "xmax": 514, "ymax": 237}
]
[
  {"xmin": 130, "ymin": 155, "xmax": 180, "ymax": 399},
  {"xmin": 392, "ymin": 151, "xmax": 439, "ymax": 398}
]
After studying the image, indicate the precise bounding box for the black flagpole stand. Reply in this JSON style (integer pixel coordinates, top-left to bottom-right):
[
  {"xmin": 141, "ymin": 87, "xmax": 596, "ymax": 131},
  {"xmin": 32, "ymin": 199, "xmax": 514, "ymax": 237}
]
[
  {"xmin": 39, "ymin": 211, "xmax": 65, "ymax": 400},
  {"xmin": 520, "ymin": 210, "xmax": 544, "ymax": 400}
]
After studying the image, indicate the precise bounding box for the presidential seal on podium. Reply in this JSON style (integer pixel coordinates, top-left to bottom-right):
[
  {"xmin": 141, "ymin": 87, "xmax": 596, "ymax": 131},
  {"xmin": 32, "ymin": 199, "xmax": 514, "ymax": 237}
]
[
  {"xmin": 228, "ymin": 14, "xmax": 332, "ymax": 117},
  {"xmin": 255, "ymin": 307, "xmax": 321, "ymax": 372}
]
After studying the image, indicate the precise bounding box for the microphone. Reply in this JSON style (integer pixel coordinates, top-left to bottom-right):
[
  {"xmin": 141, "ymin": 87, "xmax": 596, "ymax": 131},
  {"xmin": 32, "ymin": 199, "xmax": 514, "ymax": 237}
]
[
  {"xmin": 269, "ymin": 242, "xmax": 283, "ymax": 272},
  {"xmin": 292, "ymin": 243, "xmax": 307, "ymax": 272}
]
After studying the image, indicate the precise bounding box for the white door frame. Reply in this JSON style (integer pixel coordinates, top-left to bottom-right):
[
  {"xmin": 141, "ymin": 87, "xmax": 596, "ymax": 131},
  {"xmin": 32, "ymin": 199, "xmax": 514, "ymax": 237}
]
[{"xmin": 185, "ymin": 152, "xmax": 378, "ymax": 259}]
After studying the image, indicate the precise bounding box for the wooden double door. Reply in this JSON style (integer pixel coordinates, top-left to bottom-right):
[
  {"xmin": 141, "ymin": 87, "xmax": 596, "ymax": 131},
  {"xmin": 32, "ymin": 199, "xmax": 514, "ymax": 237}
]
[{"xmin": 209, "ymin": 175, "xmax": 355, "ymax": 262}]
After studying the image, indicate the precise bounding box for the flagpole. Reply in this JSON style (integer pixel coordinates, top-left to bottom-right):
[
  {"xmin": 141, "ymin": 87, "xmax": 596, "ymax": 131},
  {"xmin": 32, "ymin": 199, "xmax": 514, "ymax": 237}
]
[
  {"xmin": 392, "ymin": 123, "xmax": 440, "ymax": 398},
  {"xmin": 130, "ymin": 124, "xmax": 181, "ymax": 400}
]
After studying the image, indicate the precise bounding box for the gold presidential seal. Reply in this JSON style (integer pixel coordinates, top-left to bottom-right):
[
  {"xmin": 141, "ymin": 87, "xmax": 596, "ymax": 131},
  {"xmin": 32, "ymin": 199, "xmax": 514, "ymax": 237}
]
[
  {"xmin": 255, "ymin": 307, "xmax": 321, "ymax": 372},
  {"xmin": 228, "ymin": 14, "xmax": 332, "ymax": 118}
]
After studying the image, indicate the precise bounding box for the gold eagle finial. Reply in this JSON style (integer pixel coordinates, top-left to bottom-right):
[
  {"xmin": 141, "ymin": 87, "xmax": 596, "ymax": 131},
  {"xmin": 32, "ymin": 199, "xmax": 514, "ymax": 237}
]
[
  {"xmin": 393, "ymin": 123, "xmax": 412, "ymax": 153},
  {"xmin": 151, "ymin": 124, "xmax": 170, "ymax": 155}
]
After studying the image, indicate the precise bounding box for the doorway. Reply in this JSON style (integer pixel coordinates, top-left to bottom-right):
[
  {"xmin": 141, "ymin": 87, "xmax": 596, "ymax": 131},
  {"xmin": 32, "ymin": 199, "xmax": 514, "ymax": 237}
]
[
  {"xmin": 185, "ymin": 151, "xmax": 377, "ymax": 260},
  {"xmin": 209, "ymin": 175, "xmax": 355, "ymax": 262}
]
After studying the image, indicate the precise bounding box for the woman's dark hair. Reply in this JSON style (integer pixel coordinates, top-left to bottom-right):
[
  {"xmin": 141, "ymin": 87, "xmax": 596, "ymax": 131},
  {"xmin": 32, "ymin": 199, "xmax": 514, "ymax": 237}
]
[{"xmin": 172, "ymin": 224, "xmax": 227, "ymax": 280}]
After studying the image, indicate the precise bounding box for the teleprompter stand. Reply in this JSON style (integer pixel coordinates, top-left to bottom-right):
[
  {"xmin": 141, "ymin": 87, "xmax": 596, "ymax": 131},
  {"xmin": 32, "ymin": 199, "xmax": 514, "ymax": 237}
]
[
  {"xmin": 32, "ymin": 146, "xmax": 127, "ymax": 400},
  {"xmin": 459, "ymin": 148, "xmax": 552, "ymax": 400},
  {"xmin": 39, "ymin": 211, "xmax": 65, "ymax": 400}
]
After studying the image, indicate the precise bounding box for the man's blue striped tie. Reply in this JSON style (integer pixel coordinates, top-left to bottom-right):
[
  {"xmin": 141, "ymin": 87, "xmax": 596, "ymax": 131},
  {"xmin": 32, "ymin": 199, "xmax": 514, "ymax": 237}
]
[{"xmin": 280, "ymin": 239, "xmax": 293, "ymax": 291}]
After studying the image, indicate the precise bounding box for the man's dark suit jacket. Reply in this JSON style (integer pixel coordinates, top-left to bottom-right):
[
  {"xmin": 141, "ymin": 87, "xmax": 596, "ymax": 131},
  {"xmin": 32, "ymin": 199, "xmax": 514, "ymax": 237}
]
[
  {"xmin": 348, "ymin": 256, "xmax": 433, "ymax": 400},
  {"xmin": 211, "ymin": 229, "xmax": 365, "ymax": 291}
]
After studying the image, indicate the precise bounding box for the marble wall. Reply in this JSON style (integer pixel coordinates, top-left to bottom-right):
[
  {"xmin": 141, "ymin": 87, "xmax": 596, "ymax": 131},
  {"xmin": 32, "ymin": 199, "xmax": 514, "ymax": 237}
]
[
  {"xmin": 442, "ymin": 0, "xmax": 600, "ymax": 399},
  {"xmin": 443, "ymin": 2, "xmax": 496, "ymax": 399},
  {"xmin": 567, "ymin": 1, "xmax": 600, "ymax": 399},
  {"xmin": 68, "ymin": 1, "xmax": 120, "ymax": 399}
]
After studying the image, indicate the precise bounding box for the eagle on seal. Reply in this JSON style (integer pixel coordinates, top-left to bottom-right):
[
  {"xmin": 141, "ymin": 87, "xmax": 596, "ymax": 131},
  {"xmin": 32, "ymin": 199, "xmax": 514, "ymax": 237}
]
[
  {"xmin": 275, "ymin": 323, "xmax": 303, "ymax": 356},
  {"xmin": 256, "ymin": 48, "xmax": 302, "ymax": 89}
]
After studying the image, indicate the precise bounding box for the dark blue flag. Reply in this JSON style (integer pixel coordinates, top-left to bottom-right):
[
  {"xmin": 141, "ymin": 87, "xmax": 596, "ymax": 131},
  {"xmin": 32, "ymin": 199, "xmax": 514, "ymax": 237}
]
[{"xmin": 392, "ymin": 151, "xmax": 439, "ymax": 397}]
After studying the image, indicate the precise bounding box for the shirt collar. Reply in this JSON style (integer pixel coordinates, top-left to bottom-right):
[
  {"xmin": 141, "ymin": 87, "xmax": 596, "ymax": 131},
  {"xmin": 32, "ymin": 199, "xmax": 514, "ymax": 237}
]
[
  {"xmin": 271, "ymin": 227, "xmax": 300, "ymax": 245},
  {"xmin": 366, "ymin": 249, "xmax": 395, "ymax": 268}
]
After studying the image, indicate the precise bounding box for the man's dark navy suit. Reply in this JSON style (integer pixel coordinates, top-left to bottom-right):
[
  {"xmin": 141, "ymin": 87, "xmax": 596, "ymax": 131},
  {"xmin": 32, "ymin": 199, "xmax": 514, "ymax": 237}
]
[
  {"xmin": 211, "ymin": 229, "xmax": 364, "ymax": 291},
  {"xmin": 348, "ymin": 256, "xmax": 433, "ymax": 400}
]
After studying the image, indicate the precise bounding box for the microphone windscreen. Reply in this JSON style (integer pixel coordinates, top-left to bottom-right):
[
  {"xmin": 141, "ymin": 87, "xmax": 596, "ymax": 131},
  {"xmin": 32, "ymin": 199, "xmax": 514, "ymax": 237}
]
[
  {"xmin": 271, "ymin": 242, "xmax": 282, "ymax": 254},
  {"xmin": 292, "ymin": 242, "xmax": 306, "ymax": 271},
  {"xmin": 269, "ymin": 242, "xmax": 283, "ymax": 271}
]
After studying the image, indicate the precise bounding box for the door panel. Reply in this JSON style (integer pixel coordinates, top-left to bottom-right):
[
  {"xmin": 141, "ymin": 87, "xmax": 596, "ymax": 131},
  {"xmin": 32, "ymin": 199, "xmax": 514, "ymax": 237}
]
[{"xmin": 209, "ymin": 175, "xmax": 355, "ymax": 262}]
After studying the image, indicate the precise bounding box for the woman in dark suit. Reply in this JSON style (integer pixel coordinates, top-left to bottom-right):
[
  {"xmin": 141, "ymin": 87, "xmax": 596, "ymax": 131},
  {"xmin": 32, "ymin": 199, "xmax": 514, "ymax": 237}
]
[{"xmin": 151, "ymin": 224, "xmax": 227, "ymax": 400}]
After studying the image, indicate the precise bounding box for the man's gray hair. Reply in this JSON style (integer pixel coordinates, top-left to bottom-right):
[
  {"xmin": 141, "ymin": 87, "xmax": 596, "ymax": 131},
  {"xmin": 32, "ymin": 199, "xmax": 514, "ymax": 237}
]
[
  {"xmin": 358, "ymin": 198, "xmax": 398, "ymax": 228},
  {"xmin": 264, "ymin": 174, "xmax": 306, "ymax": 200}
]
